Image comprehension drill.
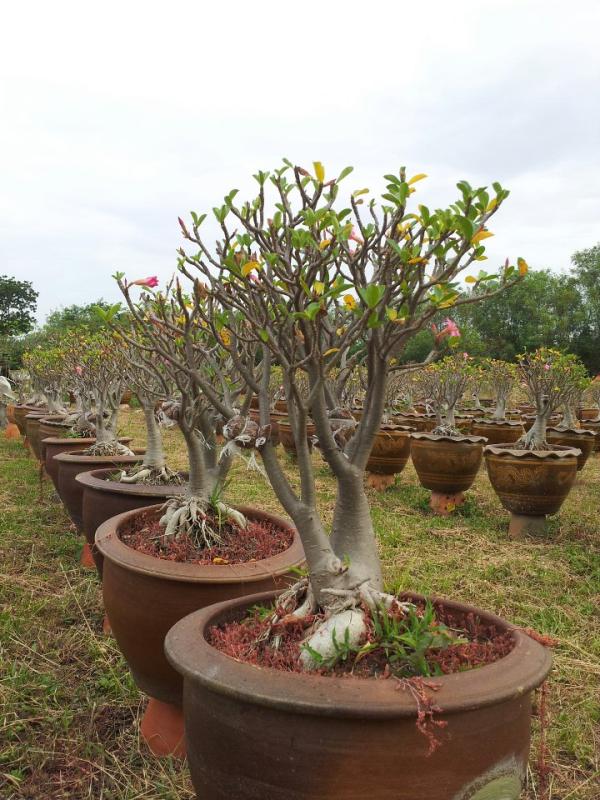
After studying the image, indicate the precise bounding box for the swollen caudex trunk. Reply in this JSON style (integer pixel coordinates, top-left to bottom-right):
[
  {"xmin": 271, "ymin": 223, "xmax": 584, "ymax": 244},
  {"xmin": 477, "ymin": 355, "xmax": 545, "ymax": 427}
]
[
  {"xmin": 492, "ymin": 393, "xmax": 507, "ymax": 421},
  {"xmin": 83, "ymin": 394, "xmax": 133, "ymax": 456},
  {"xmin": 119, "ymin": 405, "xmax": 182, "ymax": 485},
  {"xmin": 557, "ymin": 404, "xmax": 577, "ymax": 431},
  {"xmin": 521, "ymin": 410, "xmax": 550, "ymax": 450}
]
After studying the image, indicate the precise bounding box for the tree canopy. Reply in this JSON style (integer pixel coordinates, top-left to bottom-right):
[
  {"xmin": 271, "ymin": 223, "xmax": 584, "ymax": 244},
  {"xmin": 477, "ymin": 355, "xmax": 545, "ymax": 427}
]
[{"xmin": 0, "ymin": 275, "xmax": 38, "ymax": 336}]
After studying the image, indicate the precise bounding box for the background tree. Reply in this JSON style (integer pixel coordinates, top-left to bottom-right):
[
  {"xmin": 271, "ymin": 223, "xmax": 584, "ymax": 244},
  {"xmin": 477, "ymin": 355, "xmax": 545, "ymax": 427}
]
[{"xmin": 0, "ymin": 276, "xmax": 38, "ymax": 336}]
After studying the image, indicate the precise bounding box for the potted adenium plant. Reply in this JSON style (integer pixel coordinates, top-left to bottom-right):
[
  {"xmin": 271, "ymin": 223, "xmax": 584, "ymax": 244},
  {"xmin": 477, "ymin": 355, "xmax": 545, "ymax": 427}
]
[
  {"xmin": 410, "ymin": 354, "xmax": 487, "ymax": 514},
  {"xmin": 485, "ymin": 348, "xmax": 587, "ymax": 537},
  {"xmin": 546, "ymin": 374, "xmax": 594, "ymax": 470},
  {"xmin": 163, "ymin": 161, "xmax": 549, "ymax": 800},
  {"xmin": 92, "ymin": 277, "xmax": 305, "ymax": 757},
  {"xmin": 580, "ymin": 377, "xmax": 600, "ymax": 450},
  {"xmin": 471, "ymin": 359, "xmax": 524, "ymax": 444}
]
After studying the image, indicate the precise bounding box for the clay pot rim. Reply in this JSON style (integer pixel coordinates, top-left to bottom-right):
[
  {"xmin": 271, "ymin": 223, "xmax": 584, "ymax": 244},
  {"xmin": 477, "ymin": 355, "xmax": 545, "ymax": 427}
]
[
  {"xmin": 473, "ymin": 419, "xmax": 523, "ymax": 428},
  {"xmin": 484, "ymin": 443, "xmax": 581, "ymax": 459},
  {"xmin": 95, "ymin": 504, "xmax": 304, "ymax": 583},
  {"xmin": 25, "ymin": 412, "xmax": 49, "ymax": 419},
  {"xmin": 164, "ymin": 590, "xmax": 551, "ymax": 718},
  {"xmin": 376, "ymin": 425, "xmax": 414, "ymax": 435},
  {"xmin": 547, "ymin": 426, "xmax": 595, "ymax": 437},
  {"xmin": 76, "ymin": 467, "xmax": 188, "ymax": 497},
  {"xmin": 54, "ymin": 447, "xmax": 145, "ymax": 464},
  {"xmin": 42, "ymin": 436, "xmax": 133, "ymax": 447},
  {"xmin": 410, "ymin": 432, "xmax": 487, "ymax": 444}
]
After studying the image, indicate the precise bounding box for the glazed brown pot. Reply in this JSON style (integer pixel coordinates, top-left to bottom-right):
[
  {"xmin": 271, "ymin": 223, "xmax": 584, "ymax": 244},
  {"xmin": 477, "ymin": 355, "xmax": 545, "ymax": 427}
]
[
  {"xmin": 580, "ymin": 420, "xmax": 600, "ymax": 451},
  {"xmin": 410, "ymin": 433, "xmax": 486, "ymax": 495},
  {"xmin": 25, "ymin": 412, "xmax": 50, "ymax": 460},
  {"xmin": 278, "ymin": 418, "xmax": 316, "ymax": 455},
  {"xmin": 472, "ymin": 419, "xmax": 524, "ymax": 446},
  {"xmin": 96, "ymin": 505, "xmax": 305, "ymax": 709},
  {"xmin": 484, "ymin": 444, "xmax": 579, "ymax": 517},
  {"xmin": 77, "ymin": 468, "xmax": 187, "ymax": 576},
  {"xmin": 121, "ymin": 390, "xmax": 133, "ymax": 405},
  {"xmin": 546, "ymin": 428, "xmax": 596, "ymax": 471},
  {"xmin": 165, "ymin": 590, "xmax": 551, "ymax": 800},
  {"xmin": 273, "ymin": 399, "xmax": 288, "ymax": 413},
  {"xmin": 454, "ymin": 415, "xmax": 474, "ymax": 433},
  {"xmin": 38, "ymin": 415, "xmax": 70, "ymax": 460},
  {"xmin": 392, "ymin": 412, "xmax": 428, "ymax": 432},
  {"xmin": 249, "ymin": 409, "xmax": 287, "ymax": 447},
  {"xmin": 14, "ymin": 404, "xmax": 46, "ymax": 436},
  {"xmin": 44, "ymin": 436, "xmax": 133, "ymax": 491},
  {"xmin": 55, "ymin": 449, "xmax": 144, "ymax": 532},
  {"xmin": 366, "ymin": 426, "xmax": 412, "ymax": 486},
  {"xmin": 577, "ymin": 406, "xmax": 599, "ymax": 421}
]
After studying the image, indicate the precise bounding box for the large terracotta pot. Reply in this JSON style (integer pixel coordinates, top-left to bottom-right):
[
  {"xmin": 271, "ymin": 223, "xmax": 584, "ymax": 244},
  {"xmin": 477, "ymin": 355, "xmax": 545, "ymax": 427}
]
[
  {"xmin": 278, "ymin": 418, "xmax": 316, "ymax": 455},
  {"xmin": 546, "ymin": 427, "xmax": 596, "ymax": 471},
  {"xmin": 77, "ymin": 468, "xmax": 187, "ymax": 577},
  {"xmin": 54, "ymin": 449, "xmax": 144, "ymax": 533},
  {"xmin": 365, "ymin": 425, "xmax": 413, "ymax": 490},
  {"xmin": 38, "ymin": 415, "xmax": 70, "ymax": 460},
  {"xmin": 96, "ymin": 504, "xmax": 305, "ymax": 756},
  {"xmin": 165, "ymin": 590, "xmax": 551, "ymax": 800},
  {"xmin": 454, "ymin": 415, "xmax": 474, "ymax": 433},
  {"xmin": 472, "ymin": 419, "xmax": 524, "ymax": 446},
  {"xmin": 577, "ymin": 406, "xmax": 599, "ymax": 421},
  {"xmin": 44, "ymin": 436, "xmax": 133, "ymax": 491},
  {"xmin": 410, "ymin": 433, "xmax": 486, "ymax": 513},
  {"xmin": 484, "ymin": 444, "xmax": 579, "ymax": 538},
  {"xmin": 580, "ymin": 420, "xmax": 600, "ymax": 451},
  {"xmin": 392, "ymin": 412, "xmax": 428, "ymax": 432},
  {"xmin": 25, "ymin": 412, "xmax": 50, "ymax": 460},
  {"xmin": 14, "ymin": 404, "xmax": 46, "ymax": 436},
  {"xmin": 248, "ymin": 409, "xmax": 287, "ymax": 447}
]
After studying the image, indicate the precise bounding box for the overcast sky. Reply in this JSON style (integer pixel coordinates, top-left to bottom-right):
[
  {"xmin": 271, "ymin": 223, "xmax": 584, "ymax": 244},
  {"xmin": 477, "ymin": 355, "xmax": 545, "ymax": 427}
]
[{"xmin": 1, "ymin": 0, "xmax": 599, "ymax": 323}]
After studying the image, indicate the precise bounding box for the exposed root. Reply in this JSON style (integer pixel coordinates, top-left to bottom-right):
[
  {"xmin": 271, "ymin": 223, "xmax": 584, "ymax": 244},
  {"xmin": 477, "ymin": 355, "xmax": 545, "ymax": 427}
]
[
  {"xmin": 159, "ymin": 496, "xmax": 247, "ymax": 548},
  {"xmin": 394, "ymin": 677, "xmax": 447, "ymax": 755},
  {"xmin": 431, "ymin": 423, "xmax": 461, "ymax": 437},
  {"xmin": 82, "ymin": 441, "xmax": 135, "ymax": 457},
  {"xmin": 118, "ymin": 465, "xmax": 183, "ymax": 486}
]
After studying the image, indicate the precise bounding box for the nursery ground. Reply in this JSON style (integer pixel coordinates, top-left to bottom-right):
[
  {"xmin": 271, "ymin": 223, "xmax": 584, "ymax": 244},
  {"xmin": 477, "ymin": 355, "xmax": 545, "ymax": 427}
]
[{"xmin": 0, "ymin": 407, "xmax": 598, "ymax": 799}]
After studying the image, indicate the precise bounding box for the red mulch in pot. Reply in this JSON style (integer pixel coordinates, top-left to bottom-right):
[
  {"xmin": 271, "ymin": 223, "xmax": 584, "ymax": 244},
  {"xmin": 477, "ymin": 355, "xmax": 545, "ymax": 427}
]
[{"xmin": 120, "ymin": 510, "xmax": 294, "ymax": 565}]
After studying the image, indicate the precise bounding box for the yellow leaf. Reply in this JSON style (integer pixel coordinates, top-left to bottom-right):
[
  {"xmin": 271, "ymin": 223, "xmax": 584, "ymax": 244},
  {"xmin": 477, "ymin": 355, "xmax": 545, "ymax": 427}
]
[
  {"xmin": 212, "ymin": 557, "xmax": 229, "ymax": 565},
  {"xmin": 471, "ymin": 229, "xmax": 494, "ymax": 245},
  {"xmin": 324, "ymin": 348, "xmax": 340, "ymax": 357},
  {"xmin": 313, "ymin": 161, "xmax": 325, "ymax": 182},
  {"xmin": 518, "ymin": 257, "xmax": 529, "ymax": 276},
  {"xmin": 408, "ymin": 173, "xmax": 428, "ymax": 185},
  {"xmin": 475, "ymin": 256, "xmax": 488, "ymax": 261},
  {"xmin": 486, "ymin": 197, "xmax": 498, "ymax": 213},
  {"xmin": 386, "ymin": 307, "xmax": 398, "ymax": 321},
  {"xmin": 220, "ymin": 330, "xmax": 231, "ymax": 345},
  {"xmin": 408, "ymin": 257, "xmax": 426, "ymax": 265},
  {"xmin": 242, "ymin": 260, "xmax": 260, "ymax": 277},
  {"xmin": 313, "ymin": 281, "xmax": 325, "ymax": 296},
  {"xmin": 409, "ymin": 187, "xmax": 416, "ymax": 195},
  {"xmin": 319, "ymin": 238, "xmax": 332, "ymax": 250},
  {"xmin": 465, "ymin": 276, "xmax": 477, "ymax": 283},
  {"xmin": 343, "ymin": 294, "xmax": 357, "ymax": 310}
]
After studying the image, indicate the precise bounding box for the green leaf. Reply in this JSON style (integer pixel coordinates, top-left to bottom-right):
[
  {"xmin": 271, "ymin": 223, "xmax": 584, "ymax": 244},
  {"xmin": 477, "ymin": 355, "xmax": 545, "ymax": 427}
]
[
  {"xmin": 337, "ymin": 166, "xmax": 354, "ymax": 181},
  {"xmin": 358, "ymin": 283, "xmax": 386, "ymax": 309}
]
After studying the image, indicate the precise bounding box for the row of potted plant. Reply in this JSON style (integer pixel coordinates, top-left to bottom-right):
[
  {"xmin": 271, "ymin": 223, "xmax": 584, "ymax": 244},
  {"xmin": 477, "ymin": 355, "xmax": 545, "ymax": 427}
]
[{"xmin": 6, "ymin": 162, "xmax": 597, "ymax": 799}]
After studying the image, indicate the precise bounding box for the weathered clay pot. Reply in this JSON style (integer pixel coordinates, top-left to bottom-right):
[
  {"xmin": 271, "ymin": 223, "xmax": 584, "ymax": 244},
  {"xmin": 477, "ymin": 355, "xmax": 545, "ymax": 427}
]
[
  {"xmin": 484, "ymin": 444, "xmax": 579, "ymax": 538},
  {"xmin": 580, "ymin": 420, "xmax": 600, "ymax": 451},
  {"xmin": 44, "ymin": 436, "xmax": 133, "ymax": 492},
  {"xmin": 14, "ymin": 404, "xmax": 46, "ymax": 436},
  {"xmin": 546, "ymin": 427, "xmax": 596, "ymax": 471},
  {"xmin": 38, "ymin": 415, "xmax": 71, "ymax": 460},
  {"xmin": 121, "ymin": 390, "xmax": 133, "ymax": 405},
  {"xmin": 274, "ymin": 399, "xmax": 288, "ymax": 413},
  {"xmin": 472, "ymin": 419, "xmax": 524, "ymax": 446},
  {"xmin": 577, "ymin": 406, "xmax": 599, "ymax": 421},
  {"xmin": 392, "ymin": 412, "xmax": 428, "ymax": 432},
  {"xmin": 96, "ymin": 504, "xmax": 305, "ymax": 757},
  {"xmin": 248, "ymin": 409, "xmax": 287, "ymax": 447},
  {"xmin": 25, "ymin": 412, "xmax": 50, "ymax": 460},
  {"xmin": 77, "ymin": 468, "xmax": 187, "ymax": 577},
  {"xmin": 410, "ymin": 433, "xmax": 486, "ymax": 514},
  {"xmin": 54, "ymin": 449, "xmax": 144, "ymax": 533},
  {"xmin": 278, "ymin": 418, "xmax": 316, "ymax": 455},
  {"xmin": 366, "ymin": 425, "xmax": 413, "ymax": 490},
  {"xmin": 165, "ymin": 590, "xmax": 551, "ymax": 800},
  {"xmin": 459, "ymin": 406, "xmax": 486, "ymax": 418},
  {"xmin": 454, "ymin": 415, "xmax": 474, "ymax": 433}
]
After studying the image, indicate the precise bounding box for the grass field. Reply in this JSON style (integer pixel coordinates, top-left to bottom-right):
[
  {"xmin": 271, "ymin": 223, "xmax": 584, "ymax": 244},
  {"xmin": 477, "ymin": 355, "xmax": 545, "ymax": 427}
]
[{"xmin": 1, "ymin": 408, "xmax": 598, "ymax": 799}]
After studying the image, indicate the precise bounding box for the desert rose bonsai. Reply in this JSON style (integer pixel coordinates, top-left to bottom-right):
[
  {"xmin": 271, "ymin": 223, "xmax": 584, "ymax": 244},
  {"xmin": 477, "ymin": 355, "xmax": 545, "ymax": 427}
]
[{"xmin": 471, "ymin": 358, "xmax": 524, "ymax": 444}]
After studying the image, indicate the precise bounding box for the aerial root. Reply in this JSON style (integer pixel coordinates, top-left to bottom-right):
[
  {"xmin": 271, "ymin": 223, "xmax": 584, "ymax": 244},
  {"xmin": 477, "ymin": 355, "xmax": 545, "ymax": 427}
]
[{"xmin": 159, "ymin": 496, "xmax": 247, "ymax": 547}]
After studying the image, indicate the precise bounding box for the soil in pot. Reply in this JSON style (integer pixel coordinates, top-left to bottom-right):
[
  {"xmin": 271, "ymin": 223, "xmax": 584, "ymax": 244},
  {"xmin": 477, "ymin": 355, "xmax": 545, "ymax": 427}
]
[
  {"xmin": 77, "ymin": 468, "xmax": 187, "ymax": 579},
  {"xmin": 484, "ymin": 443, "xmax": 580, "ymax": 538},
  {"xmin": 410, "ymin": 433, "xmax": 487, "ymax": 514},
  {"xmin": 471, "ymin": 419, "xmax": 524, "ymax": 445},
  {"xmin": 365, "ymin": 425, "xmax": 413, "ymax": 490},
  {"xmin": 95, "ymin": 504, "xmax": 305, "ymax": 758},
  {"xmin": 165, "ymin": 591, "xmax": 551, "ymax": 800}
]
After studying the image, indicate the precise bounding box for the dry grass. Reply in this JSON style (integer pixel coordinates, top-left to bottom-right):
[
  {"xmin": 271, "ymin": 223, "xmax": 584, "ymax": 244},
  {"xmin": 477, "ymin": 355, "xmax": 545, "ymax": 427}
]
[{"xmin": 0, "ymin": 407, "xmax": 598, "ymax": 799}]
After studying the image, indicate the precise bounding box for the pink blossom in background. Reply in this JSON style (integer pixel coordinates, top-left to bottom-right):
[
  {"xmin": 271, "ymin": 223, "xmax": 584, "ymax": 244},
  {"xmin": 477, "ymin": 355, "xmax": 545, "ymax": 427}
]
[
  {"xmin": 130, "ymin": 276, "xmax": 159, "ymax": 288},
  {"xmin": 543, "ymin": 363, "xmax": 550, "ymax": 370},
  {"xmin": 442, "ymin": 318, "xmax": 460, "ymax": 338},
  {"xmin": 75, "ymin": 366, "xmax": 83, "ymax": 375}
]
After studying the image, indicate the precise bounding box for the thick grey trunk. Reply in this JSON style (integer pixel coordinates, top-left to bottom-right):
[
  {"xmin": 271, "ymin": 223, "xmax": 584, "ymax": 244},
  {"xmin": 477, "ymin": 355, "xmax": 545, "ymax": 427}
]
[
  {"xmin": 522, "ymin": 411, "xmax": 549, "ymax": 449},
  {"xmin": 94, "ymin": 400, "xmax": 119, "ymax": 444},
  {"xmin": 558, "ymin": 404, "xmax": 577, "ymax": 430},
  {"xmin": 492, "ymin": 393, "xmax": 507, "ymax": 421},
  {"xmin": 142, "ymin": 405, "xmax": 166, "ymax": 468},
  {"xmin": 444, "ymin": 404, "xmax": 456, "ymax": 427}
]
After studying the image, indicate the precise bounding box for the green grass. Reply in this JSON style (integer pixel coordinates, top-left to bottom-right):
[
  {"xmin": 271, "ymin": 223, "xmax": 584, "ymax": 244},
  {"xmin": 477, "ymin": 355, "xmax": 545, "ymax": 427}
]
[{"xmin": 0, "ymin": 408, "xmax": 598, "ymax": 798}]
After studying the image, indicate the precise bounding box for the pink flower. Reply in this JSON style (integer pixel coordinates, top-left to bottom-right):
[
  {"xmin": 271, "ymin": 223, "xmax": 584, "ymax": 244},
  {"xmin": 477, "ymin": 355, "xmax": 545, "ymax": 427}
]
[
  {"xmin": 441, "ymin": 318, "xmax": 460, "ymax": 338},
  {"xmin": 74, "ymin": 366, "xmax": 83, "ymax": 375},
  {"xmin": 130, "ymin": 276, "xmax": 159, "ymax": 288},
  {"xmin": 462, "ymin": 352, "xmax": 469, "ymax": 359},
  {"xmin": 349, "ymin": 227, "xmax": 363, "ymax": 245},
  {"xmin": 543, "ymin": 363, "xmax": 550, "ymax": 371}
]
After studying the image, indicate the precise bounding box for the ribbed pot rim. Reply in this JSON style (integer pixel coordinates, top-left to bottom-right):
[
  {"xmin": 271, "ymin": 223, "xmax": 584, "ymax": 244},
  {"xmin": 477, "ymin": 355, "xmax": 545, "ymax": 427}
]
[
  {"xmin": 76, "ymin": 467, "xmax": 188, "ymax": 497},
  {"xmin": 473, "ymin": 419, "xmax": 523, "ymax": 428},
  {"xmin": 42, "ymin": 436, "xmax": 133, "ymax": 447},
  {"xmin": 95, "ymin": 504, "xmax": 304, "ymax": 583},
  {"xmin": 25, "ymin": 412, "xmax": 47, "ymax": 419},
  {"xmin": 164, "ymin": 590, "xmax": 551, "ymax": 719},
  {"xmin": 410, "ymin": 432, "xmax": 487, "ymax": 444},
  {"xmin": 484, "ymin": 443, "xmax": 581, "ymax": 459},
  {"xmin": 547, "ymin": 426, "xmax": 595, "ymax": 437}
]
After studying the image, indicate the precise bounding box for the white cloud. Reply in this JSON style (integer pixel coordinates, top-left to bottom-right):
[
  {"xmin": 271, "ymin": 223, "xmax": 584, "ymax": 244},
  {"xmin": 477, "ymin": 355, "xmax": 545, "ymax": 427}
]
[{"xmin": 1, "ymin": 0, "xmax": 599, "ymax": 320}]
